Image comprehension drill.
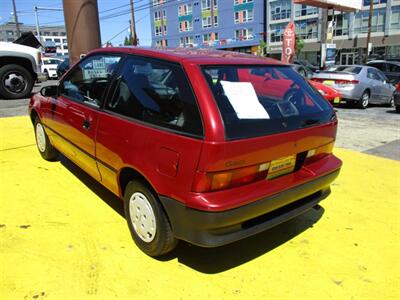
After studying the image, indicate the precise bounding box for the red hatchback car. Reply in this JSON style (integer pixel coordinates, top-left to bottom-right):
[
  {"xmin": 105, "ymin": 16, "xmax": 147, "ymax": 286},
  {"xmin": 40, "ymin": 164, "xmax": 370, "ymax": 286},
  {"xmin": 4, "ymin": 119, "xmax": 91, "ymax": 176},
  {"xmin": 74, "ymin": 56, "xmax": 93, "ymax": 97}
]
[{"xmin": 29, "ymin": 48, "xmax": 342, "ymax": 256}]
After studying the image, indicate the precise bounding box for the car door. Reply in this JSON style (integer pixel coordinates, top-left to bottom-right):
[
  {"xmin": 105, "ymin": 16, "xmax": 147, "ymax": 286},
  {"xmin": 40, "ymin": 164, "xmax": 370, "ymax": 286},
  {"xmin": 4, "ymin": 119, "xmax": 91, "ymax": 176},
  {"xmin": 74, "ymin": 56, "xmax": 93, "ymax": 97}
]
[
  {"xmin": 386, "ymin": 63, "xmax": 400, "ymax": 84},
  {"xmin": 376, "ymin": 70, "xmax": 394, "ymax": 102},
  {"xmin": 366, "ymin": 68, "xmax": 383, "ymax": 103},
  {"xmin": 45, "ymin": 54, "xmax": 122, "ymax": 181}
]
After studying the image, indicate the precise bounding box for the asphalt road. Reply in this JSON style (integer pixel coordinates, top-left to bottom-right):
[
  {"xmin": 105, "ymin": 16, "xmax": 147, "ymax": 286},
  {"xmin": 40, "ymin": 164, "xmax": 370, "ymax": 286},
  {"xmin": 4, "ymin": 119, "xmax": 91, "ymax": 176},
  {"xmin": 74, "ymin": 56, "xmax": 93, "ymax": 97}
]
[{"xmin": 1, "ymin": 80, "xmax": 399, "ymax": 160}]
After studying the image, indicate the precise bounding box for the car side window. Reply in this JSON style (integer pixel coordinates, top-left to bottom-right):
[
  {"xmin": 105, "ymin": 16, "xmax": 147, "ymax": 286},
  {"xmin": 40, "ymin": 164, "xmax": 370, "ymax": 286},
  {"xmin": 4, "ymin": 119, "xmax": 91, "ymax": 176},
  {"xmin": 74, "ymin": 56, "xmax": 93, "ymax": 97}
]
[
  {"xmin": 59, "ymin": 54, "xmax": 121, "ymax": 107},
  {"xmin": 388, "ymin": 64, "xmax": 400, "ymax": 73},
  {"xmin": 106, "ymin": 56, "xmax": 203, "ymax": 137},
  {"xmin": 368, "ymin": 68, "xmax": 381, "ymax": 81},
  {"xmin": 369, "ymin": 63, "xmax": 386, "ymax": 72}
]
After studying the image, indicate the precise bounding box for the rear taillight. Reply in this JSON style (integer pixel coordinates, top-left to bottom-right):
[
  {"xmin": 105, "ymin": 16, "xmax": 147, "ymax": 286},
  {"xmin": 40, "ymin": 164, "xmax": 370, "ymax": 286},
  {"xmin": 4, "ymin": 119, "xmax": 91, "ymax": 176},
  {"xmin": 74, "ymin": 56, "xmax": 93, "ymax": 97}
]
[
  {"xmin": 311, "ymin": 78, "xmax": 324, "ymax": 83},
  {"xmin": 396, "ymin": 83, "xmax": 400, "ymax": 92},
  {"xmin": 335, "ymin": 79, "xmax": 359, "ymax": 85},
  {"xmin": 192, "ymin": 162, "xmax": 269, "ymax": 193},
  {"xmin": 304, "ymin": 142, "xmax": 334, "ymax": 165}
]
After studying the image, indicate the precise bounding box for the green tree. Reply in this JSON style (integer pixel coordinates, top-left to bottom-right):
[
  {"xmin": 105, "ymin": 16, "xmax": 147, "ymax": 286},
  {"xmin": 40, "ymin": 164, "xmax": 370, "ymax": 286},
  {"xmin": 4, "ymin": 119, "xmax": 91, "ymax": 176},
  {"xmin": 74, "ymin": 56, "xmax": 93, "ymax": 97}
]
[
  {"xmin": 124, "ymin": 36, "xmax": 130, "ymax": 45},
  {"xmin": 257, "ymin": 39, "xmax": 268, "ymax": 57},
  {"xmin": 295, "ymin": 37, "xmax": 304, "ymax": 57}
]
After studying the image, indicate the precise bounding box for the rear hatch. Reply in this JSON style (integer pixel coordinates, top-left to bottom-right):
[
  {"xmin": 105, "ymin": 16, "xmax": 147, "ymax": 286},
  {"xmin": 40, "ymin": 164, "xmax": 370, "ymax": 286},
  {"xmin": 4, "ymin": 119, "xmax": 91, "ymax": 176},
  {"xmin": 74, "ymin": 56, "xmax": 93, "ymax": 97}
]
[{"xmin": 193, "ymin": 64, "xmax": 337, "ymax": 199}]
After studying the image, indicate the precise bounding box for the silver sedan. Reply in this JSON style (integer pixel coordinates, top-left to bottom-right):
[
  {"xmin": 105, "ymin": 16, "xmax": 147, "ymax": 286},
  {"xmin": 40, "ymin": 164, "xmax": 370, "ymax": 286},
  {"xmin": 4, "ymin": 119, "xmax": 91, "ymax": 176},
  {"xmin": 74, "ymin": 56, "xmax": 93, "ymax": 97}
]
[{"xmin": 311, "ymin": 65, "xmax": 395, "ymax": 109}]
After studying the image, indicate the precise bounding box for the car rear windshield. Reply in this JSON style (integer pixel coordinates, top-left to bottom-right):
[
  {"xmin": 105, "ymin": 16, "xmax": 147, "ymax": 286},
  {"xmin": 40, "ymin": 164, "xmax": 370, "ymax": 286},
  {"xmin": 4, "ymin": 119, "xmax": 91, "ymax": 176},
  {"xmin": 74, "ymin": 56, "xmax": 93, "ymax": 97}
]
[
  {"xmin": 202, "ymin": 65, "xmax": 334, "ymax": 140},
  {"xmin": 326, "ymin": 66, "xmax": 362, "ymax": 74}
]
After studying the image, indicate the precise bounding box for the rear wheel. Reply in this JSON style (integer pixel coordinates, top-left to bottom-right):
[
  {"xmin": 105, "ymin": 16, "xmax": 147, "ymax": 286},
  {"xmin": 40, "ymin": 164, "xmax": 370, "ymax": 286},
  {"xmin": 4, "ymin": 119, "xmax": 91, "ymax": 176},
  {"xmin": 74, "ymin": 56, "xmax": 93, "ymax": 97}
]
[
  {"xmin": 396, "ymin": 105, "xmax": 400, "ymax": 113},
  {"xmin": 387, "ymin": 95, "xmax": 394, "ymax": 107},
  {"xmin": 0, "ymin": 64, "xmax": 34, "ymax": 99},
  {"xmin": 357, "ymin": 91, "xmax": 369, "ymax": 109},
  {"xmin": 124, "ymin": 180, "xmax": 177, "ymax": 257},
  {"xmin": 34, "ymin": 118, "xmax": 59, "ymax": 161}
]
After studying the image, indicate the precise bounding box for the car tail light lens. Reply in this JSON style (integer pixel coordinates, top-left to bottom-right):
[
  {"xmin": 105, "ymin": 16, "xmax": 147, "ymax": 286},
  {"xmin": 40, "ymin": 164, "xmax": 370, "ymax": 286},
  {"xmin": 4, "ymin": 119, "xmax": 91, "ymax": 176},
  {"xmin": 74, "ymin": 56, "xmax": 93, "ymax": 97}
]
[
  {"xmin": 396, "ymin": 83, "xmax": 400, "ymax": 92},
  {"xmin": 311, "ymin": 78, "xmax": 324, "ymax": 83},
  {"xmin": 335, "ymin": 79, "xmax": 359, "ymax": 85},
  {"xmin": 192, "ymin": 163, "xmax": 270, "ymax": 193},
  {"xmin": 304, "ymin": 142, "xmax": 334, "ymax": 165}
]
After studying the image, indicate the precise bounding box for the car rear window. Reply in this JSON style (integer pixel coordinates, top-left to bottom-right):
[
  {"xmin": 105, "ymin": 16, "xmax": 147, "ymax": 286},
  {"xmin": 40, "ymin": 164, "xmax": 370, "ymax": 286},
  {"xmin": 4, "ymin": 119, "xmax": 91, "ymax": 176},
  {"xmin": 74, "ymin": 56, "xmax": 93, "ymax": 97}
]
[
  {"xmin": 202, "ymin": 65, "xmax": 334, "ymax": 140},
  {"xmin": 326, "ymin": 66, "xmax": 362, "ymax": 74}
]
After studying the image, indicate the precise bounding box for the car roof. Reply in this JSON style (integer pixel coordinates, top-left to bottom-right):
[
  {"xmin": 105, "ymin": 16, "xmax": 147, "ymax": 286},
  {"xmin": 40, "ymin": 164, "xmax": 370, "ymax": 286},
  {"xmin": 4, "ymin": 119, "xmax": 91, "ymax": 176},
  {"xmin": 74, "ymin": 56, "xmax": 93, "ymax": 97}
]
[
  {"xmin": 368, "ymin": 60, "xmax": 400, "ymax": 65},
  {"xmin": 91, "ymin": 47, "xmax": 286, "ymax": 66}
]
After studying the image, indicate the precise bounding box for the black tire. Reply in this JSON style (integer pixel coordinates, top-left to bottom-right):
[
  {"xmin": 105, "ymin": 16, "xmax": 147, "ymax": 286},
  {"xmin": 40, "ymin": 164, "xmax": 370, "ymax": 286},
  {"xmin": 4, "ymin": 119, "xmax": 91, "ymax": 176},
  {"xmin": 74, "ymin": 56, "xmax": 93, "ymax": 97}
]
[
  {"xmin": 0, "ymin": 64, "xmax": 34, "ymax": 99},
  {"xmin": 357, "ymin": 90, "xmax": 370, "ymax": 109},
  {"xmin": 124, "ymin": 180, "xmax": 177, "ymax": 257},
  {"xmin": 386, "ymin": 95, "xmax": 394, "ymax": 107},
  {"xmin": 396, "ymin": 105, "xmax": 400, "ymax": 113},
  {"xmin": 34, "ymin": 117, "xmax": 59, "ymax": 161}
]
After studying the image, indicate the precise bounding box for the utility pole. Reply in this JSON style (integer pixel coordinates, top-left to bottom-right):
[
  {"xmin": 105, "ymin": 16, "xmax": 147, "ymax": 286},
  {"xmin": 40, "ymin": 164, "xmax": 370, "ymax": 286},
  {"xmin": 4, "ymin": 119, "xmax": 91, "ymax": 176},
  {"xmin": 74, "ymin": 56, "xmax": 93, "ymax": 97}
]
[
  {"xmin": 11, "ymin": 0, "xmax": 21, "ymax": 37},
  {"xmin": 34, "ymin": 6, "xmax": 41, "ymax": 43},
  {"xmin": 130, "ymin": 0, "xmax": 138, "ymax": 45},
  {"xmin": 63, "ymin": 0, "xmax": 101, "ymax": 64},
  {"xmin": 365, "ymin": 0, "xmax": 374, "ymax": 63}
]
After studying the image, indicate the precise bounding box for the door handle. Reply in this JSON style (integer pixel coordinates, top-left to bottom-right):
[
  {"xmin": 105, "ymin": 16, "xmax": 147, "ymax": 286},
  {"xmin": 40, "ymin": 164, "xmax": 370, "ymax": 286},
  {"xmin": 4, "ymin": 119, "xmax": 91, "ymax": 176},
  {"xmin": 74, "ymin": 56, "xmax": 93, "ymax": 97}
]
[{"xmin": 82, "ymin": 119, "xmax": 91, "ymax": 130}]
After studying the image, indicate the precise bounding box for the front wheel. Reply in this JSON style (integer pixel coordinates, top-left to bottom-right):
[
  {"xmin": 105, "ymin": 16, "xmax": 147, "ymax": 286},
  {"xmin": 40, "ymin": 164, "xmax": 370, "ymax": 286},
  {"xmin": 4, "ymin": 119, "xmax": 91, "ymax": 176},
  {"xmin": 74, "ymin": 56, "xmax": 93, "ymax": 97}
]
[
  {"xmin": 0, "ymin": 64, "xmax": 34, "ymax": 99},
  {"xmin": 357, "ymin": 91, "xmax": 370, "ymax": 109},
  {"xmin": 34, "ymin": 118, "xmax": 59, "ymax": 161},
  {"xmin": 124, "ymin": 180, "xmax": 177, "ymax": 257}
]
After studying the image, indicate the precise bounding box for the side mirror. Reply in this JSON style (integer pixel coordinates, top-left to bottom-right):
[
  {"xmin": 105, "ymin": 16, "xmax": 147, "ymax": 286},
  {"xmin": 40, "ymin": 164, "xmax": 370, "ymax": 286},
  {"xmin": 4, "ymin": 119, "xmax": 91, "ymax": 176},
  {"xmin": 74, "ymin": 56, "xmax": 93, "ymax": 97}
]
[{"xmin": 40, "ymin": 85, "xmax": 58, "ymax": 97}]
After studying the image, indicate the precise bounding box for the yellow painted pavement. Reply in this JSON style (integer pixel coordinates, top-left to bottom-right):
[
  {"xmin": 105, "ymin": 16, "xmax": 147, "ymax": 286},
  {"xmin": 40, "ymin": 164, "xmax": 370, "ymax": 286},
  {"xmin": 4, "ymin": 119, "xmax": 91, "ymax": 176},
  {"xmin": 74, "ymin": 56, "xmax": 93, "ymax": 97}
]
[{"xmin": 0, "ymin": 116, "xmax": 399, "ymax": 299}]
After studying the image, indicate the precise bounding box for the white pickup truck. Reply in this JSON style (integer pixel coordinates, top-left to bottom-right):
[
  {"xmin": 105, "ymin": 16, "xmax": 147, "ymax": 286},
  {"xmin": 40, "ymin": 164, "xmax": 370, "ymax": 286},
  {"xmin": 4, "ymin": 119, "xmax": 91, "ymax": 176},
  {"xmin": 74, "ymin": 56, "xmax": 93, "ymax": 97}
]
[{"xmin": 0, "ymin": 39, "xmax": 46, "ymax": 99}]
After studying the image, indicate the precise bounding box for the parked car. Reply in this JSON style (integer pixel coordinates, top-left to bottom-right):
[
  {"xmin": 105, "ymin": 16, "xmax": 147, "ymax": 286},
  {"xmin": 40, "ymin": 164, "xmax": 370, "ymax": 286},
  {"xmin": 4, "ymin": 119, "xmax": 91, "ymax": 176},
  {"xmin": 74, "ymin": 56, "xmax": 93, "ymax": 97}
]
[
  {"xmin": 366, "ymin": 60, "xmax": 400, "ymax": 84},
  {"xmin": 41, "ymin": 57, "xmax": 62, "ymax": 79},
  {"xmin": 311, "ymin": 65, "xmax": 395, "ymax": 109},
  {"xmin": 56, "ymin": 57, "xmax": 69, "ymax": 78},
  {"xmin": 393, "ymin": 83, "xmax": 400, "ymax": 113},
  {"xmin": 292, "ymin": 64, "xmax": 341, "ymax": 105},
  {"xmin": 29, "ymin": 48, "xmax": 342, "ymax": 256},
  {"xmin": 294, "ymin": 59, "xmax": 319, "ymax": 73}
]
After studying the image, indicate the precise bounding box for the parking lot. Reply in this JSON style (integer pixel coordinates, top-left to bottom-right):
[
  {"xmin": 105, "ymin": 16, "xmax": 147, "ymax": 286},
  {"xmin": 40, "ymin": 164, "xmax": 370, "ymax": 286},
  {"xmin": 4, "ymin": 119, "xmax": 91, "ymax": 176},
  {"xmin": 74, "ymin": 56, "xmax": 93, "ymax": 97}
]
[{"xmin": 0, "ymin": 81, "xmax": 399, "ymax": 299}]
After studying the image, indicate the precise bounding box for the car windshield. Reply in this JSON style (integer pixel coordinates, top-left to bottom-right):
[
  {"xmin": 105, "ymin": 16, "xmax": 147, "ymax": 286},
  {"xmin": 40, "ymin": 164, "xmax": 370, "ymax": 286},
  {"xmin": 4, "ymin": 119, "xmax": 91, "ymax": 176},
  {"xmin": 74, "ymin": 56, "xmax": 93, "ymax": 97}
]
[
  {"xmin": 326, "ymin": 66, "xmax": 362, "ymax": 74},
  {"xmin": 202, "ymin": 65, "xmax": 334, "ymax": 140}
]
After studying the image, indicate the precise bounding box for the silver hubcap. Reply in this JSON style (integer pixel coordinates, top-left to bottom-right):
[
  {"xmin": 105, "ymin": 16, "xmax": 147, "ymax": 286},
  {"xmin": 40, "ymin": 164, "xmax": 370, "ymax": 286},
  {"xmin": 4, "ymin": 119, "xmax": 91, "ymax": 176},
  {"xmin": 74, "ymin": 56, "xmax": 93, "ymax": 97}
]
[
  {"xmin": 4, "ymin": 72, "xmax": 26, "ymax": 93},
  {"xmin": 36, "ymin": 123, "xmax": 46, "ymax": 152},
  {"xmin": 129, "ymin": 192, "xmax": 156, "ymax": 243}
]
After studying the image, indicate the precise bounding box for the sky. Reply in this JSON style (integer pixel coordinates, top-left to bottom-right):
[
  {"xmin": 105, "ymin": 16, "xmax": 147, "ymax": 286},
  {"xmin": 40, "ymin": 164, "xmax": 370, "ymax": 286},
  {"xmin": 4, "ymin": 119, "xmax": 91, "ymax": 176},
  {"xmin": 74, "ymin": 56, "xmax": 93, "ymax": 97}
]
[{"xmin": 0, "ymin": 0, "xmax": 152, "ymax": 46}]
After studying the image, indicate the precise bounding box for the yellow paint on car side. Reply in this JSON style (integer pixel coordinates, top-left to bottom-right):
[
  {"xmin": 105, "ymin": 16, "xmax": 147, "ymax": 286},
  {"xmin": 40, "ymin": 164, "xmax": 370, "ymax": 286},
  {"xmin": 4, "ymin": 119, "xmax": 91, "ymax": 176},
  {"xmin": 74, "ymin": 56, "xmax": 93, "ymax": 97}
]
[{"xmin": 1, "ymin": 116, "xmax": 399, "ymax": 299}]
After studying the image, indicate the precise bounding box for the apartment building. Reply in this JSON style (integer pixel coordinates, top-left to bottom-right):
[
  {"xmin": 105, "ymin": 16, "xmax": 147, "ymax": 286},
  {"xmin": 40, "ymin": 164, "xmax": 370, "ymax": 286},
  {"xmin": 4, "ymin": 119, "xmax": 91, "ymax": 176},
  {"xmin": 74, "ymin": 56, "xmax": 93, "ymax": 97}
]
[
  {"xmin": 150, "ymin": 0, "xmax": 265, "ymax": 53},
  {"xmin": 151, "ymin": 0, "xmax": 400, "ymax": 64},
  {"xmin": 267, "ymin": 0, "xmax": 400, "ymax": 64}
]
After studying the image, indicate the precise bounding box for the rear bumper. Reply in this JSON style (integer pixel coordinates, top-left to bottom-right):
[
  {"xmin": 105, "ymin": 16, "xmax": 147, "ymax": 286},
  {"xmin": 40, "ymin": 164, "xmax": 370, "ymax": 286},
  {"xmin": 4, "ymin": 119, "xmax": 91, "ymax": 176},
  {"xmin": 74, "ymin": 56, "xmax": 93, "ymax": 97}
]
[{"xmin": 160, "ymin": 169, "xmax": 340, "ymax": 247}]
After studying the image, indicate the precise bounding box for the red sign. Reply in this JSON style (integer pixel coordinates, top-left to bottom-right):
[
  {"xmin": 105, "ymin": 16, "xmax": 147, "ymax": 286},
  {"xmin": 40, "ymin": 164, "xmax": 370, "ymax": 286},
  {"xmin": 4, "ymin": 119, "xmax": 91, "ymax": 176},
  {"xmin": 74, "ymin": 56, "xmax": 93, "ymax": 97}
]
[{"xmin": 282, "ymin": 22, "xmax": 296, "ymax": 64}]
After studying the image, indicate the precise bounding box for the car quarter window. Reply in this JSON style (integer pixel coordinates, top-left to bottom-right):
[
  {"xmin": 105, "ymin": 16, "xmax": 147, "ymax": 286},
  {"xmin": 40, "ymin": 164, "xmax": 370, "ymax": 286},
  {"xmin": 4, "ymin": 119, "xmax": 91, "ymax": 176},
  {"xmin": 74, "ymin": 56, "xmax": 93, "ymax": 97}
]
[
  {"xmin": 106, "ymin": 56, "xmax": 203, "ymax": 137},
  {"xmin": 367, "ymin": 68, "xmax": 381, "ymax": 81},
  {"xmin": 388, "ymin": 63, "xmax": 400, "ymax": 73},
  {"xmin": 59, "ymin": 54, "xmax": 122, "ymax": 107}
]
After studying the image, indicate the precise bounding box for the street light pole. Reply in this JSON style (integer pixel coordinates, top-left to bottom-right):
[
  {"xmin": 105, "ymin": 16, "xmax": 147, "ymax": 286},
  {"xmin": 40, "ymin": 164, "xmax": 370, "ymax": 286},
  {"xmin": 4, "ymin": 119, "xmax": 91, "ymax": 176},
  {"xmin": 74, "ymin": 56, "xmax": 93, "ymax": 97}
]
[
  {"xmin": 12, "ymin": 0, "xmax": 21, "ymax": 37},
  {"xmin": 34, "ymin": 6, "xmax": 41, "ymax": 43},
  {"xmin": 365, "ymin": 0, "xmax": 374, "ymax": 63}
]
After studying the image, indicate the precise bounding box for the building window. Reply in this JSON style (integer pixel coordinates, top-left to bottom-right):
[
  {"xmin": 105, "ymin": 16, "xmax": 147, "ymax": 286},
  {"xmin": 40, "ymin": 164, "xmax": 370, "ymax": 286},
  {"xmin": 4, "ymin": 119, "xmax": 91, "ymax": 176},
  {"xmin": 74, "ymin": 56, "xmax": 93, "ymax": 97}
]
[
  {"xmin": 155, "ymin": 40, "xmax": 168, "ymax": 47},
  {"xmin": 270, "ymin": 23, "xmax": 287, "ymax": 42},
  {"xmin": 333, "ymin": 14, "xmax": 349, "ymax": 36},
  {"xmin": 295, "ymin": 19, "xmax": 318, "ymax": 39},
  {"xmin": 153, "ymin": 0, "xmax": 166, "ymax": 6},
  {"xmin": 234, "ymin": 0, "xmax": 253, "ymax": 4},
  {"xmin": 363, "ymin": 0, "xmax": 387, "ymax": 6},
  {"xmin": 391, "ymin": 5, "xmax": 400, "ymax": 30},
  {"xmin": 354, "ymin": 8, "xmax": 385, "ymax": 33},
  {"xmin": 6, "ymin": 30, "xmax": 14, "ymax": 36},
  {"xmin": 294, "ymin": 4, "xmax": 318, "ymax": 17},
  {"xmin": 214, "ymin": 15, "xmax": 218, "ymax": 26},
  {"xmin": 271, "ymin": 0, "xmax": 291, "ymax": 20},
  {"xmin": 179, "ymin": 36, "xmax": 194, "ymax": 47},
  {"xmin": 202, "ymin": 16, "xmax": 212, "ymax": 28},
  {"xmin": 54, "ymin": 38, "xmax": 61, "ymax": 43},
  {"xmin": 202, "ymin": 0, "xmax": 218, "ymax": 10},
  {"xmin": 235, "ymin": 28, "xmax": 253, "ymax": 41},
  {"xmin": 203, "ymin": 32, "xmax": 219, "ymax": 44},
  {"xmin": 178, "ymin": 4, "xmax": 192, "ymax": 16},
  {"xmin": 154, "ymin": 10, "xmax": 166, "ymax": 21},
  {"xmin": 43, "ymin": 31, "xmax": 50, "ymax": 36},
  {"xmin": 52, "ymin": 32, "xmax": 59, "ymax": 36},
  {"xmin": 179, "ymin": 20, "xmax": 193, "ymax": 32},
  {"xmin": 235, "ymin": 9, "xmax": 253, "ymax": 23}
]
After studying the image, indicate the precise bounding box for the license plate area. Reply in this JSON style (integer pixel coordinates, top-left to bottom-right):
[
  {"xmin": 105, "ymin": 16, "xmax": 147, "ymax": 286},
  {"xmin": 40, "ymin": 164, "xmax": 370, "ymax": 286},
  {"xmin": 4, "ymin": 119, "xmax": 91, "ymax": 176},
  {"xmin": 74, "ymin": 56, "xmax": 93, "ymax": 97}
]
[{"xmin": 267, "ymin": 155, "xmax": 296, "ymax": 180}]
